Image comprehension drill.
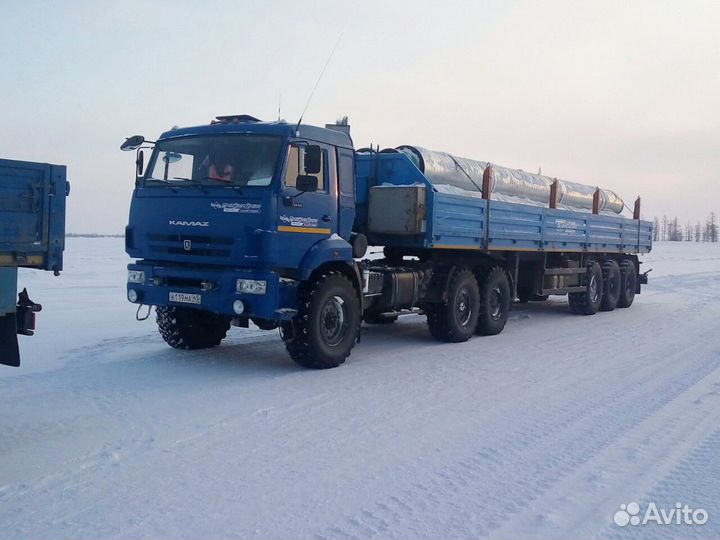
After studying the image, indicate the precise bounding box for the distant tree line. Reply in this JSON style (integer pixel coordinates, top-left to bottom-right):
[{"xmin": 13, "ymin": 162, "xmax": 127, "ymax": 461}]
[
  {"xmin": 652, "ymin": 212, "xmax": 718, "ymax": 242},
  {"xmin": 66, "ymin": 233, "xmax": 124, "ymax": 238}
]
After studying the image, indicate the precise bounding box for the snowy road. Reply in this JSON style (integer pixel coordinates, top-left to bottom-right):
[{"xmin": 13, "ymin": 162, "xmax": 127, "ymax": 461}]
[{"xmin": 1, "ymin": 239, "xmax": 719, "ymax": 539}]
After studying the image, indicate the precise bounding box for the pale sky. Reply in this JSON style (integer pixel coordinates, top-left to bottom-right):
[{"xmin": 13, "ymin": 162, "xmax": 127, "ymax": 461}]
[{"xmin": 1, "ymin": 0, "xmax": 718, "ymax": 233}]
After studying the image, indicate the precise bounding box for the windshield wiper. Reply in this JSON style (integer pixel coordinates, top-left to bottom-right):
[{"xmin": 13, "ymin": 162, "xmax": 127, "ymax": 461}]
[
  {"xmin": 172, "ymin": 176, "xmax": 200, "ymax": 183},
  {"xmin": 200, "ymin": 176, "xmax": 244, "ymax": 193},
  {"xmin": 146, "ymin": 177, "xmax": 178, "ymax": 192},
  {"xmin": 173, "ymin": 177, "xmax": 209, "ymax": 192}
]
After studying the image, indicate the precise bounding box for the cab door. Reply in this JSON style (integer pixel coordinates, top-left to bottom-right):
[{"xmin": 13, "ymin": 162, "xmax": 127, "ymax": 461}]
[{"xmin": 277, "ymin": 142, "xmax": 337, "ymax": 268}]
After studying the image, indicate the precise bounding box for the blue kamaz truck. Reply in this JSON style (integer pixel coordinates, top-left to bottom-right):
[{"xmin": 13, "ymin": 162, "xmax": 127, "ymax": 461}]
[
  {"xmin": 0, "ymin": 158, "xmax": 68, "ymax": 367},
  {"xmin": 123, "ymin": 115, "xmax": 652, "ymax": 369}
]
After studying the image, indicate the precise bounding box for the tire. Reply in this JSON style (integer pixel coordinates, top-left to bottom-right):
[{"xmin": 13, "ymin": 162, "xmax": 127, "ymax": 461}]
[
  {"xmin": 568, "ymin": 261, "xmax": 603, "ymax": 315},
  {"xmin": 476, "ymin": 267, "xmax": 511, "ymax": 336},
  {"xmin": 600, "ymin": 259, "xmax": 621, "ymax": 311},
  {"xmin": 426, "ymin": 267, "xmax": 480, "ymax": 343},
  {"xmin": 617, "ymin": 258, "xmax": 637, "ymax": 308},
  {"xmin": 282, "ymin": 272, "xmax": 361, "ymax": 369},
  {"xmin": 156, "ymin": 306, "xmax": 231, "ymax": 349}
]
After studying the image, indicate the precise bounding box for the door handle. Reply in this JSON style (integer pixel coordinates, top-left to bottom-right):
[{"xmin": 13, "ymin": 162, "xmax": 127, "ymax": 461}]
[{"xmin": 321, "ymin": 215, "xmax": 332, "ymax": 222}]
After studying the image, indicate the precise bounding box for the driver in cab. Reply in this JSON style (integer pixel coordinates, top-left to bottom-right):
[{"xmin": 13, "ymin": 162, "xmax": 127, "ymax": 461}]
[{"xmin": 208, "ymin": 160, "xmax": 234, "ymax": 182}]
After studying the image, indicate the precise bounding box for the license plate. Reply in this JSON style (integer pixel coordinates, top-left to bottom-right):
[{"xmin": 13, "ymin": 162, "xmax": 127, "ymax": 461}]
[{"xmin": 169, "ymin": 292, "xmax": 201, "ymax": 305}]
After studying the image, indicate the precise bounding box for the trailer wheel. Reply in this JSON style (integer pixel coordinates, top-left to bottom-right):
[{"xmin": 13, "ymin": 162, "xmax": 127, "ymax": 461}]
[
  {"xmin": 283, "ymin": 272, "xmax": 360, "ymax": 369},
  {"xmin": 156, "ymin": 306, "xmax": 231, "ymax": 349},
  {"xmin": 426, "ymin": 267, "xmax": 479, "ymax": 343},
  {"xmin": 617, "ymin": 259, "xmax": 637, "ymax": 308},
  {"xmin": 600, "ymin": 259, "xmax": 621, "ymax": 311},
  {"xmin": 476, "ymin": 267, "xmax": 511, "ymax": 336},
  {"xmin": 568, "ymin": 261, "xmax": 603, "ymax": 315}
]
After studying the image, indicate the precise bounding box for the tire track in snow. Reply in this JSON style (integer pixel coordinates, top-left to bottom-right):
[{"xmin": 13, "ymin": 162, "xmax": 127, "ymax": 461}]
[{"xmin": 319, "ymin": 321, "xmax": 720, "ymax": 539}]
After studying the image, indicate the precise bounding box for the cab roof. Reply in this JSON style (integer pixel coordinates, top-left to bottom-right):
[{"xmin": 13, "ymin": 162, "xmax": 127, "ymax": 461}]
[{"xmin": 158, "ymin": 115, "xmax": 354, "ymax": 149}]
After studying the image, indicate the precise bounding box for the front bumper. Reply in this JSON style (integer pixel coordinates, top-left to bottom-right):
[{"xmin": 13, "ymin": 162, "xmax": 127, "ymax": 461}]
[{"xmin": 126, "ymin": 262, "xmax": 299, "ymax": 321}]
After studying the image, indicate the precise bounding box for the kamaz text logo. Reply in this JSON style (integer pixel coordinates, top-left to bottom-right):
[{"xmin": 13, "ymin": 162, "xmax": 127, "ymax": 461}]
[{"xmin": 168, "ymin": 220, "xmax": 209, "ymax": 227}]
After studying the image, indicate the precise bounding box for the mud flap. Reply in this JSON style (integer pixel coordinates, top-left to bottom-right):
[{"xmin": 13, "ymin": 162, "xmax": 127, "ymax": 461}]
[{"xmin": 0, "ymin": 312, "xmax": 20, "ymax": 367}]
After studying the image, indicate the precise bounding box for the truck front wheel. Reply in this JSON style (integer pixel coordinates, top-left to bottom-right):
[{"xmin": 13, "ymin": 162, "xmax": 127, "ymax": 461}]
[
  {"xmin": 282, "ymin": 272, "xmax": 361, "ymax": 369},
  {"xmin": 156, "ymin": 306, "xmax": 231, "ymax": 350}
]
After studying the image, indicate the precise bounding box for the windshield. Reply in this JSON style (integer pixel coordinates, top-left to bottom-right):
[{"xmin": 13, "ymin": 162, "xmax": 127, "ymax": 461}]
[{"xmin": 144, "ymin": 135, "xmax": 283, "ymax": 187}]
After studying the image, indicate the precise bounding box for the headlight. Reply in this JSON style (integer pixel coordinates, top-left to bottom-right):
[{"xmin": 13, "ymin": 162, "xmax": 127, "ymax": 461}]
[
  {"xmin": 128, "ymin": 270, "xmax": 146, "ymax": 284},
  {"xmin": 236, "ymin": 279, "xmax": 267, "ymax": 295}
]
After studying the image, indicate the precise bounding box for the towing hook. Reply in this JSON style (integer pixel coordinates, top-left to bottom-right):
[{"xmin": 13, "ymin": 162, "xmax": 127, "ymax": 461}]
[{"xmin": 17, "ymin": 288, "xmax": 42, "ymax": 313}]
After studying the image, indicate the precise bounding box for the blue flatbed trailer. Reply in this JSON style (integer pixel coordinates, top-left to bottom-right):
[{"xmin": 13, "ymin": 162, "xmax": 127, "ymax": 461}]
[
  {"xmin": 123, "ymin": 116, "xmax": 651, "ymax": 369},
  {"xmin": 355, "ymin": 150, "xmax": 652, "ymax": 254},
  {"xmin": 0, "ymin": 158, "xmax": 68, "ymax": 366}
]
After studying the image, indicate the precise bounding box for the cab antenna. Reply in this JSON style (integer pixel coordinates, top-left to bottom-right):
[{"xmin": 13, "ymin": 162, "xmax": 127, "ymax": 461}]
[{"xmin": 295, "ymin": 32, "xmax": 343, "ymax": 136}]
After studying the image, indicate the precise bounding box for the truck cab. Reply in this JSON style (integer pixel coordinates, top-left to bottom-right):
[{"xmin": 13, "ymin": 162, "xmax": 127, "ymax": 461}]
[{"xmin": 125, "ymin": 116, "xmax": 364, "ymax": 367}]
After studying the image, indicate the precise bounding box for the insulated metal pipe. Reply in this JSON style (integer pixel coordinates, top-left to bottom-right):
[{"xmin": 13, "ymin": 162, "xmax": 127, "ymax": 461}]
[{"xmin": 395, "ymin": 145, "xmax": 624, "ymax": 214}]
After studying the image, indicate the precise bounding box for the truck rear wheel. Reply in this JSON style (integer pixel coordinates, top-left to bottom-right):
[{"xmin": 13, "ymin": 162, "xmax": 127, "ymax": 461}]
[
  {"xmin": 283, "ymin": 272, "xmax": 360, "ymax": 369},
  {"xmin": 568, "ymin": 261, "xmax": 603, "ymax": 315},
  {"xmin": 426, "ymin": 267, "xmax": 479, "ymax": 343},
  {"xmin": 156, "ymin": 306, "xmax": 231, "ymax": 350},
  {"xmin": 600, "ymin": 259, "xmax": 621, "ymax": 311},
  {"xmin": 617, "ymin": 259, "xmax": 637, "ymax": 308},
  {"xmin": 476, "ymin": 267, "xmax": 511, "ymax": 336}
]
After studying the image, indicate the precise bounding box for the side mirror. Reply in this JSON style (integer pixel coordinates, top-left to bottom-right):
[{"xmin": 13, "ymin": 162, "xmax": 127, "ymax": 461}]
[
  {"xmin": 304, "ymin": 145, "xmax": 322, "ymax": 174},
  {"xmin": 296, "ymin": 175, "xmax": 318, "ymax": 192},
  {"xmin": 121, "ymin": 135, "xmax": 145, "ymax": 151},
  {"xmin": 136, "ymin": 150, "xmax": 144, "ymax": 177}
]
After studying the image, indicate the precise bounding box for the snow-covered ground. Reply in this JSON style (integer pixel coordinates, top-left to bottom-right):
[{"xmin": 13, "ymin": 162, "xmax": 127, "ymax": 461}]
[{"xmin": 2, "ymin": 239, "xmax": 719, "ymax": 539}]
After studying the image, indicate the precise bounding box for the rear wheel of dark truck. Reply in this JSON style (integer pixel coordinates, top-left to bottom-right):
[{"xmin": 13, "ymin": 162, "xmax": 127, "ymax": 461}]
[
  {"xmin": 282, "ymin": 272, "xmax": 361, "ymax": 369},
  {"xmin": 425, "ymin": 267, "xmax": 479, "ymax": 343},
  {"xmin": 568, "ymin": 261, "xmax": 603, "ymax": 315},
  {"xmin": 617, "ymin": 258, "xmax": 637, "ymax": 308},
  {"xmin": 600, "ymin": 259, "xmax": 621, "ymax": 311},
  {"xmin": 476, "ymin": 267, "xmax": 511, "ymax": 336},
  {"xmin": 156, "ymin": 306, "xmax": 231, "ymax": 349}
]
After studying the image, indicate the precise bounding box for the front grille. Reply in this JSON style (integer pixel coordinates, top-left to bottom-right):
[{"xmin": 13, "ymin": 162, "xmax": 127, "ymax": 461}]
[{"xmin": 147, "ymin": 233, "xmax": 233, "ymax": 258}]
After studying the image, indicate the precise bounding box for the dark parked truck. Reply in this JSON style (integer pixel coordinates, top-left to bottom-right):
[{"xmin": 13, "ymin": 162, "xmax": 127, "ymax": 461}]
[
  {"xmin": 123, "ymin": 115, "xmax": 652, "ymax": 369},
  {"xmin": 0, "ymin": 158, "xmax": 68, "ymax": 366}
]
